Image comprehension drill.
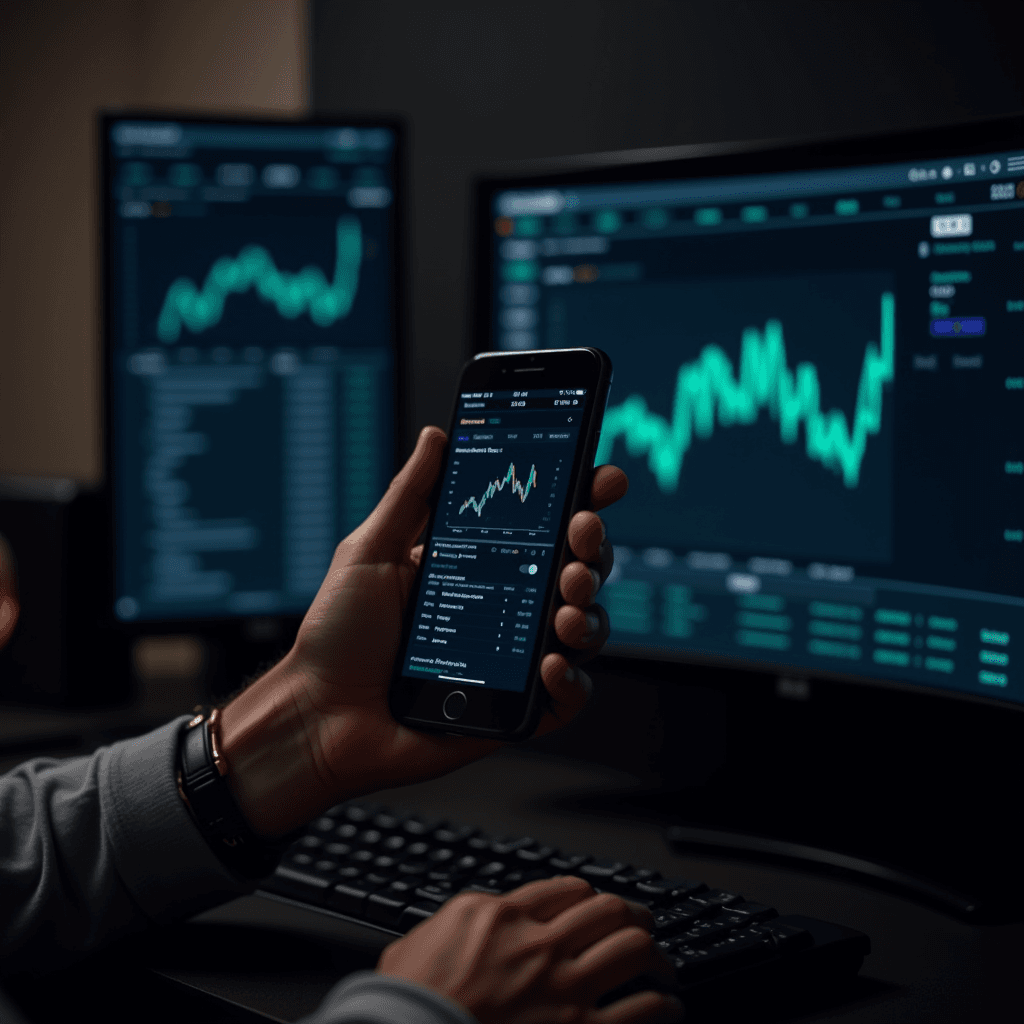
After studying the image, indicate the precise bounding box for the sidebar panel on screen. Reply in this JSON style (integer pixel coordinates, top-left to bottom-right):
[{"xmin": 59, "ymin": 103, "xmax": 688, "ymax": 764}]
[{"xmin": 400, "ymin": 388, "xmax": 588, "ymax": 692}]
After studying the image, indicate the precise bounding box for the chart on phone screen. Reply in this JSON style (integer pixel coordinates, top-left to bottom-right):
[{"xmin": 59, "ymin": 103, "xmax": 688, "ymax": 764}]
[
  {"xmin": 446, "ymin": 453, "xmax": 560, "ymax": 533},
  {"xmin": 400, "ymin": 387, "xmax": 589, "ymax": 692}
]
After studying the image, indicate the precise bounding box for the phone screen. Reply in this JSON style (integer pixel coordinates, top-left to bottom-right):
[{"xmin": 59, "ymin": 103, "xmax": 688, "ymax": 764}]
[{"xmin": 397, "ymin": 385, "xmax": 592, "ymax": 693}]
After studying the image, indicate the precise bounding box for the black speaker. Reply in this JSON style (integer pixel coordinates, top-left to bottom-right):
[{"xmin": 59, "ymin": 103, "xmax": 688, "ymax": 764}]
[{"xmin": 0, "ymin": 477, "xmax": 129, "ymax": 709}]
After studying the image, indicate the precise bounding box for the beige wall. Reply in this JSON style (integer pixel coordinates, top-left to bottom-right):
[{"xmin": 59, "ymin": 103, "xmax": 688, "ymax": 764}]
[{"xmin": 0, "ymin": 0, "xmax": 308, "ymax": 484}]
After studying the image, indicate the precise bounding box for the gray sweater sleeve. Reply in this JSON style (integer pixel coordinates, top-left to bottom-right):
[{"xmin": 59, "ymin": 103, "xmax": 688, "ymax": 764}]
[{"xmin": 0, "ymin": 714, "xmax": 478, "ymax": 1024}]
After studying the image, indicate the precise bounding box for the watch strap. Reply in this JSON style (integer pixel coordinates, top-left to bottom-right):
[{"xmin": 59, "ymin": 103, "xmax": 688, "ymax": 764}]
[{"xmin": 177, "ymin": 712, "xmax": 303, "ymax": 880}]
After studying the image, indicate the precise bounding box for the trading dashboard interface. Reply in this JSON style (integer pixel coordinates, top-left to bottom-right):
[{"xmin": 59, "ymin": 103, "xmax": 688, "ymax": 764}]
[
  {"xmin": 104, "ymin": 118, "xmax": 398, "ymax": 622},
  {"xmin": 478, "ymin": 120, "xmax": 1024, "ymax": 707},
  {"xmin": 399, "ymin": 387, "xmax": 588, "ymax": 692}
]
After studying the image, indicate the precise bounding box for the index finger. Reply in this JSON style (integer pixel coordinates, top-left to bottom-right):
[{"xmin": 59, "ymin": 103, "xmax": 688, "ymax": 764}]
[
  {"xmin": 590, "ymin": 465, "xmax": 628, "ymax": 512},
  {"xmin": 501, "ymin": 875, "xmax": 595, "ymax": 921}
]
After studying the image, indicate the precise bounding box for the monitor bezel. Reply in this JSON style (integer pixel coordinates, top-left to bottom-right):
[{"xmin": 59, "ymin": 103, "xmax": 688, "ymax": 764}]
[
  {"xmin": 98, "ymin": 110, "xmax": 408, "ymax": 666},
  {"xmin": 470, "ymin": 111, "xmax": 1024, "ymax": 715}
]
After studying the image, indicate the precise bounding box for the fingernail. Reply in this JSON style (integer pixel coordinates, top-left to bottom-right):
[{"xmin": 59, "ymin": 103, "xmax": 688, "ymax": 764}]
[
  {"xmin": 579, "ymin": 670, "xmax": 593, "ymax": 698},
  {"xmin": 584, "ymin": 611, "xmax": 600, "ymax": 637},
  {"xmin": 589, "ymin": 567, "xmax": 602, "ymax": 601}
]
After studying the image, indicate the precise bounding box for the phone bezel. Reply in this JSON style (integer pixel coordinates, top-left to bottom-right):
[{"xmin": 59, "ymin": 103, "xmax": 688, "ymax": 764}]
[{"xmin": 388, "ymin": 347, "xmax": 611, "ymax": 740}]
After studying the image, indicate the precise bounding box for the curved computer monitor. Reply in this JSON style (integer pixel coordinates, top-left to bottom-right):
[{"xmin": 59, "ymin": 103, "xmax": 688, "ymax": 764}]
[
  {"xmin": 100, "ymin": 115, "xmax": 403, "ymax": 680},
  {"xmin": 472, "ymin": 113, "xmax": 1024, "ymax": 711}
]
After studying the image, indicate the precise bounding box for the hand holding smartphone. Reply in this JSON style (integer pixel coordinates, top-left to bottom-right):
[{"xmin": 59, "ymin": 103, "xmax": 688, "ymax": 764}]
[{"xmin": 389, "ymin": 347, "xmax": 613, "ymax": 740}]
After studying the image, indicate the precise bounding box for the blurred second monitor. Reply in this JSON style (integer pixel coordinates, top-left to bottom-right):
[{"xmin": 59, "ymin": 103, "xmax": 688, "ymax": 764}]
[{"xmin": 102, "ymin": 116, "xmax": 402, "ymax": 646}]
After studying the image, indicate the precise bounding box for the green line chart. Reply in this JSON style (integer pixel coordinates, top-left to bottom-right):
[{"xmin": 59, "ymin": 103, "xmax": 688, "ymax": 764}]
[
  {"xmin": 459, "ymin": 462, "xmax": 539, "ymax": 517},
  {"xmin": 156, "ymin": 216, "xmax": 362, "ymax": 342},
  {"xmin": 595, "ymin": 291, "xmax": 895, "ymax": 492}
]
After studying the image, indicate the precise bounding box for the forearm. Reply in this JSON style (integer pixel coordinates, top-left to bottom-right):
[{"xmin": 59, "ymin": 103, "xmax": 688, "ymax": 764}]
[
  {"xmin": 217, "ymin": 650, "xmax": 338, "ymax": 838},
  {"xmin": 0, "ymin": 716, "xmax": 253, "ymax": 977},
  {"xmin": 299, "ymin": 971, "xmax": 479, "ymax": 1024}
]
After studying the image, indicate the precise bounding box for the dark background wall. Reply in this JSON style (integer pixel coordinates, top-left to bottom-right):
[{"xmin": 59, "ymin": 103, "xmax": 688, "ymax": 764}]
[{"xmin": 312, "ymin": 0, "xmax": 1024, "ymax": 452}]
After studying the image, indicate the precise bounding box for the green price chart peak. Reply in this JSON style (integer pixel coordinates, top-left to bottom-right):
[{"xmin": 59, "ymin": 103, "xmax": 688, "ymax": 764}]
[
  {"xmin": 595, "ymin": 291, "xmax": 895, "ymax": 492},
  {"xmin": 156, "ymin": 216, "xmax": 363, "ymax": 342},
  {"xmin": 460, "ymin": 462, "xmax": 539, "ymax": 517}
]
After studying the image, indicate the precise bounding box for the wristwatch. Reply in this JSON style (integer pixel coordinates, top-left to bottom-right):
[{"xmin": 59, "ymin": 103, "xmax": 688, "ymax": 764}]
[{"xmin": 176, "ymin": 708, "xmax": 303, "ymax": 880}]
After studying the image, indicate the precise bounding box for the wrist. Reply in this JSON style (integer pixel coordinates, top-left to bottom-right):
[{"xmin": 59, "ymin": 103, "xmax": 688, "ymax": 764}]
[{"xmin": 217, "ymin": 651, "xmax": 331, "ymax": 838}]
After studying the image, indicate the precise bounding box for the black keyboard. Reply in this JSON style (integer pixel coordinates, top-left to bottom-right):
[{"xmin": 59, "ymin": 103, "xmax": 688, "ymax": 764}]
[{"xmin": 258, "ymin": 801, "xmax": 870, "ymax": 1018}]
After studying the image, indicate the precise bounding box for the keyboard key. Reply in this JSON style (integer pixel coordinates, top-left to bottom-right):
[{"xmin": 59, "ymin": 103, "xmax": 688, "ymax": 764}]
[
  {"xmin": 685, "ymin": 889, "xmax": 741, "ymax": 910},
  {"xmin": 385, "ymin": 877, "xmax": 423, "ymax": 898},
  {"xmin": 475, "ymin": 860, "xmax": 507, "ymax": 878},
  {"xmin": 764, "ymin": 921, "xmax": 812, "ymax": 952},
  {"xmin": 611, "ymin": 868, "xmax": 660, "ymax": 887},
  {"xmin": 402, "ymin": 817, "xmax": 445, "ymax": 837},
  {"xmin": 366, "ymin": 891, "xmax": 410, "ymax": 927},
  {"xmin": 324, "ymin": 842, "xmax": 352, "ymax": 858},
  {"xmin": 290, "ymin": 852, "xmax": 314, "ymax": 867},
  {"xmin": 426, "ymin": 869, "xmax": 462, "ymax": 884},
  {"xmin": 349, "ymin": 849, "xmax": 374, "ymax": 865},
  {"xmin": 335, "ymin": 823, "xmax": 359, "ymax": 840},
  {"xmin": 678, "ymin": 919, "xmax": 735, "ymax": 947},
  {"xmin": 703, "ymin": 929, "xmax": 776, "ymax": 965},
  {"xmin": 359, "ymin": 829, "xmax": 384, "ymax": 847},
  {"xmin": 373, "ymin": 856, "xmax": 399, "ymax": 870},
  {"xmin": 434, "ymin": 825, "xmax": 478, "ymax": 845},
  {"xmin": 382, "ymin": 835, "xmax": 407, "ymax": 852},
  {"xmin": 462, "ymin": 883, "xmax": 504, "ymax": 896},
  {"xmin": 513, "ymin": 845, "xmax": 551, "ymax": 864},
  {"xmin": 344, "ymin": 804, "xmax": 379, "ymax": 824},
  {"xmin": 548, "ymin": 853, "xmax": 592, "ymax": 871},
  {"xmin": 372, "ymin": 812, "xmax": 405, "ymax": 831},
  {"xmin": 404, "ymin": 842, "xmax": 430, "ymax": 858},
  {"xmin": 651, "ymin": 911, "xmax": 691, "ymax": 936},
  {"xmin": 298, "ymin": 835, "xmax": 324, "ymax": 850},
  {"xmin": 398, "ymin": 901, "xmax": 437, "ymax": 933},
  {"xmin": 428, "ymin": 848, "xmax": 456, "ymax": 863},
  {"xmin": 490, "ymin": 837, "xmax": 536, "ymax": 855},
  {"xmin": 311, "ymin": 817, "xmax": 337, "ymax": 834},
  {"xmin": 313, "ymin": 859, "xmax": 341, "ymax": 874},
  {"xmin": 664, "ymin": 902, "xmax": 705, "ymax": 922},
  {"xmin": 719, "ymin": 901, "xmax": 776, "ymax": 924},
  {"xmin": 398, "ymin": 860, "xmax": 429, "ymax": 876},
  {"xmin": 455, "ymin": 855, "xmax": 480, "ymax": 872},
  {"xmin": 635, "ymin": 878, "xmax": 705, "ymax": 901},
  {"xmin": 268, "ymin": 866, "xmax": 334, "ymax": 905},
  {"xmin": 414, "ymin": 885, "xmax": 454, "ymax": 905},
  {"xmin": 675, "ymin": 929, "xmax": 775, "ymax": 982},
  {"xmin": 580, "ymin": 859, "xmax": 630, "ymax": 879},
  {"xmin": 329, "ymin": 880, "xmax": 385, "ymax": 916}
]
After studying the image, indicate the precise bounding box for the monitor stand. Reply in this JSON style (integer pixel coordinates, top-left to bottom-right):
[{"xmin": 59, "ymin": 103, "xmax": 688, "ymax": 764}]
[{"xmin": 535, "ymin": 657, "xmax": 1024, "ymax": 924}]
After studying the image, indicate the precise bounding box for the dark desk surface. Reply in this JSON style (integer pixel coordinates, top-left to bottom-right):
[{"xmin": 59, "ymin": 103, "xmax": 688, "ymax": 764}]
[{"xmin": 137, "ymin": 745, "xmax": 1023, "ymax": 1024}]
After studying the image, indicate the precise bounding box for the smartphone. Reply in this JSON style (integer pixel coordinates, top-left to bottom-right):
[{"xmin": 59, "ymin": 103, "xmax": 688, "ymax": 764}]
[{"xmin": 388, "ymin": 347, "xmax": 613, "ymax": 740}]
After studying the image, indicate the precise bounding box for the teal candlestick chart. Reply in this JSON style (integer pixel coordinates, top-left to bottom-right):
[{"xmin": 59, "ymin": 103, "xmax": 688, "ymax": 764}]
[
  {"xmin": 595, "ymin": 291, "xmax": 895, "ymax": 492},
  {"xmin": 156, "ymin": 215, "xmax": 363, "ymax": 342}
]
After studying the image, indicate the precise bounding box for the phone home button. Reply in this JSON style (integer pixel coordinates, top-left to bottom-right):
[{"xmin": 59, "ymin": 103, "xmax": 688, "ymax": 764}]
[{"xmin": 442, "ymin": 690, "xmax": 468, "ymax": 720}]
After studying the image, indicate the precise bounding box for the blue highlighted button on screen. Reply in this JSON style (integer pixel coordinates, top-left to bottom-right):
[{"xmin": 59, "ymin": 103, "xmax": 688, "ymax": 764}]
[{"xmin": 930, "ymin": 317, "xmax": 986, "ymax": 337}]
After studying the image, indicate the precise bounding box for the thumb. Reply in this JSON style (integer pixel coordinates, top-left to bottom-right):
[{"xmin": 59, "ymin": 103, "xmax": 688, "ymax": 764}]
[{"xmin": 353, "ymin": 426, "xmax": 447, "ymax": 559}]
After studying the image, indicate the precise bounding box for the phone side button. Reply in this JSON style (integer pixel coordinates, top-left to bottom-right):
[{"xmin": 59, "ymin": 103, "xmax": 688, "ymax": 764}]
[{"xmin": 442, "ymin": 690, "xmax": 468, "ymax": 720}]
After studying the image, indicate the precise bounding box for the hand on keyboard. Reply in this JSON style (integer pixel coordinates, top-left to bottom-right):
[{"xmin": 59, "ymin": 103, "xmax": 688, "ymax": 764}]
[
  {"xmin": 377, "ymin": 874, "xmax": 684, "ymax": 1024},
  {"xmin": 218, "ymin": 426, "xmax": 629, "ymax": 838}
]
